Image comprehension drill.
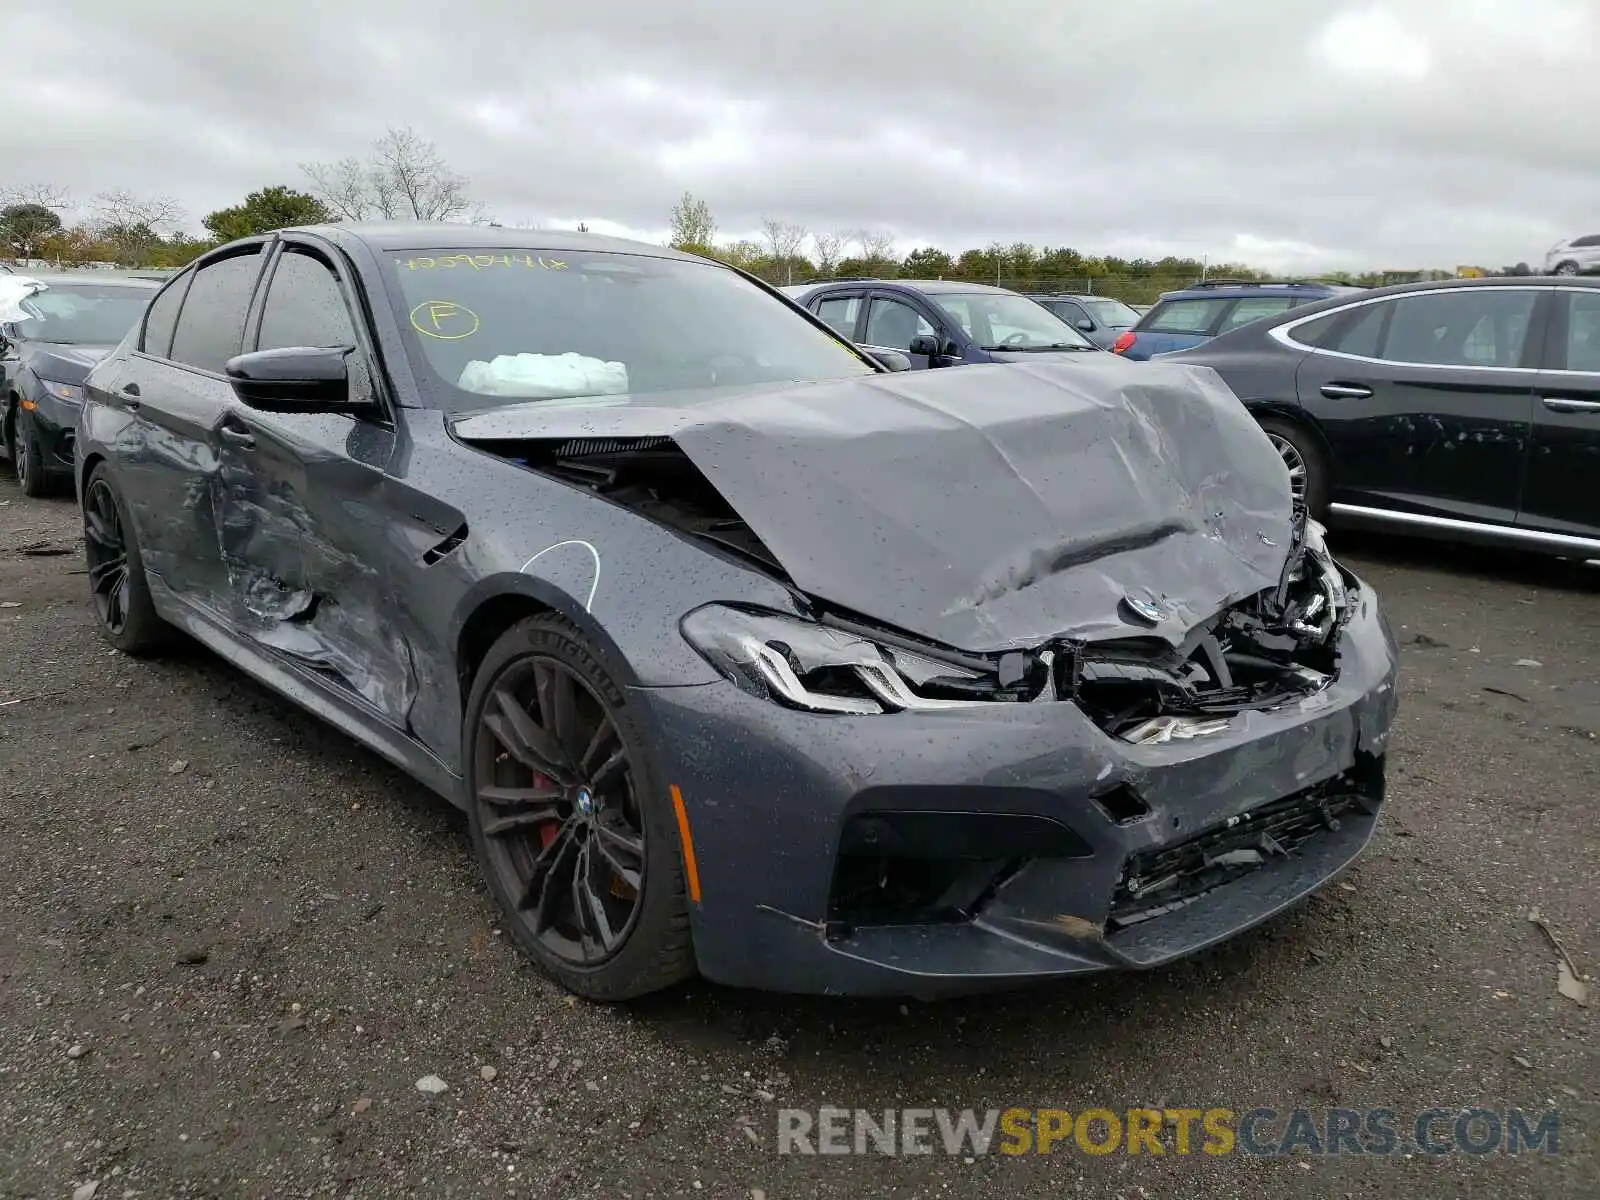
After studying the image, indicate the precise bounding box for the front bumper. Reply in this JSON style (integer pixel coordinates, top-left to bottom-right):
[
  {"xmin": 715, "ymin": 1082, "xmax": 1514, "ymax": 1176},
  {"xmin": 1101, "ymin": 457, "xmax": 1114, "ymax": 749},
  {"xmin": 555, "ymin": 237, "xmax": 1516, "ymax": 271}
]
[
  {"xmin": 24, "ymin": 390, "xmax": 80, "ymax": 475},
  {"xmin": 636, "ymin": 581, "xmax": 1400, "ymax": 996}
]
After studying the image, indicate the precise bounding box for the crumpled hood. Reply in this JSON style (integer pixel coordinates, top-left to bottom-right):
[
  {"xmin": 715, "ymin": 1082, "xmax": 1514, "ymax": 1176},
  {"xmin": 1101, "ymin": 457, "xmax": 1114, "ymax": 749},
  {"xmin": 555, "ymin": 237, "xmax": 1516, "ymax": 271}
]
[
  {"xmin": 451, "ymin": 357, "xmax": 1296, "ymax": 652},
  {"xmin": 21, "ymin": 343, "xmax": 114, "ymax": 385}
]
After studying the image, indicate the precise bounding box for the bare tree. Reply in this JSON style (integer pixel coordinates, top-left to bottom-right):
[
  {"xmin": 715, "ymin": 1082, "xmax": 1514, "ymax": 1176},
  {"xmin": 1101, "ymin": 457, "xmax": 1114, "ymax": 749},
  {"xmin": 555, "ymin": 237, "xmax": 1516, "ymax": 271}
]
[
  {"xmin": 0, "ymin": 184, "xmax": 73, "ymax": 260},
  {"xmin": 811, "ymin": 231, "xmax": 842, "ymax": 276},
  {"xmin": 760, "ymin": 218, "xmax": 807, "ymax": 283},
  {"xmin": 90, "ymin": 190, "xmax": 185, "ymax": 264},
  {"xmin": 302, "ymin": 127, "xmax": 477, "ymax": 222},
  {"xmin": 668, "ymin": 192, "xmax": 716, "ymax": 249},
  {"xmin": 1, "ymin": 182, "xmax": 71, "ymax": 211},
  {"xmin": 847, "ymin": 228, "xmax": 896, "ymax": 262}
]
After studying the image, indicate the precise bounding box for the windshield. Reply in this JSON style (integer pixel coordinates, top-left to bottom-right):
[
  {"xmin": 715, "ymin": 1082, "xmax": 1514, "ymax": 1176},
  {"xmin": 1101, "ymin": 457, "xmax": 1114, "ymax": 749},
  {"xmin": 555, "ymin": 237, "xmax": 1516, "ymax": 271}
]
[
  {"xmin": 1082, "ymin": 298, "xmax": 1139, "ymax": 327},
  {"xmin": 387, "ymin": 249, "xmax": 876, "ymax": 407},
  {"xmin": 10, "ymin": 283, "xmax": 154, "ymax": 345},
  {"xmin": 929, "ymin": 292, "xmax": 1093, "ymax": 350}
]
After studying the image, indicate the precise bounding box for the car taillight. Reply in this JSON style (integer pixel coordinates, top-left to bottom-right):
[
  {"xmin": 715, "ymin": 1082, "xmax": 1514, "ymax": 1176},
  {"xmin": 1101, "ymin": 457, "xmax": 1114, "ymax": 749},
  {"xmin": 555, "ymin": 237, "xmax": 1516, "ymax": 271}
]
[{"xmin": 1112, "ymin": 331, "xmax": 1136, "ymax": 354}]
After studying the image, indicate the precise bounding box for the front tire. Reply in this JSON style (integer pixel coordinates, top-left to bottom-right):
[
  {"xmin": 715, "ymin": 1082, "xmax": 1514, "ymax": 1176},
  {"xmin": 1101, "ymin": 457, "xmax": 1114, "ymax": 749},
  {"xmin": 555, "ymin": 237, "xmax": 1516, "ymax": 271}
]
[
  {"xmin": 82, "ymin": 464, "xmax": 170, "ymax": 654},
  {"xmin": 1258, "ymin": 415, "xmax": 1330, "ymax": 522},
  {"xmin": 13, "ymin": 408, "xmax": 51, "ymax": 498},
  {"xmin": 464, "ymin": 614, "xmax": 695, "ymax": 1001},
  {"xmin": 1554, "ymin": 261, "xmax": 1581, "ymax": 276}
]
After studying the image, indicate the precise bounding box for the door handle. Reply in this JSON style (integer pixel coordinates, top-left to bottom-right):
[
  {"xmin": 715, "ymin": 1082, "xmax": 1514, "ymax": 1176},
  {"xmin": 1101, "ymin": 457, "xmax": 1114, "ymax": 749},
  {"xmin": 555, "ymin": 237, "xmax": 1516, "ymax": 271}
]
[
  {"xmin": 1540, "ymin": 396, "xmax": 1600, "ymax": 414},
  {"xmin": 219, "ymin": 425, "xmax": 256, "ymax": 449},
  {"xmin": 121, "ymin": 382, "xmax": 141, "ymax": 409},
  {"xmin": 1320, "ymin": 383, "xmax": 1373, "ymax": 400}
]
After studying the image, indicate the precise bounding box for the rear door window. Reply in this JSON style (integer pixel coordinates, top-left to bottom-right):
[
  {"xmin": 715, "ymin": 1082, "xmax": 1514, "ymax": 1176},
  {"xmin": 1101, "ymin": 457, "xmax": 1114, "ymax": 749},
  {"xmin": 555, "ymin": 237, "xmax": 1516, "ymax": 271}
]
[
  {"xmin": 169, "ymin": 250, "xmax": 263, "ymax": 373},
  {"xmin": 1144, "ymin": 298, "xmax": 1229, "ymax": 335},
  {"xmin": 1327, "ymin": 304, "xmax": 1390, "ymax": 357},
  {"xmin": 1381, "ymin": 290, "xmax": 1536, "ymax": 368},
  {"xmin": 140, "ymin": 272, "xmax": 190, "ymax": 358}
]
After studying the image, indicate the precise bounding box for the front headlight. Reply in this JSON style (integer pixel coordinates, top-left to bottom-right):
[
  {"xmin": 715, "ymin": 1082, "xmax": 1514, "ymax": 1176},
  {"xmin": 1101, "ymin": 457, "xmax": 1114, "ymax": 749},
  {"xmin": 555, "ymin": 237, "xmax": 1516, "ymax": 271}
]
[
  {"xmin": 680, "ymin": 605, "xmax": 997, "ymax": 714},
  {"xmin": 39, "ymin": 379, "xmax": 84, "ymax": 404}
]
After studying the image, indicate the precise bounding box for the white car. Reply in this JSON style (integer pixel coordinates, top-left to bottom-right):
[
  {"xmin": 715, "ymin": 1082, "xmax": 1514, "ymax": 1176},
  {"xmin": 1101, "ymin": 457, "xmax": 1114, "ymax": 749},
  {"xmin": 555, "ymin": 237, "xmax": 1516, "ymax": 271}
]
[{"xmin": 1545, "ymin": 234, "xmax": 1600, "ymax": 276}]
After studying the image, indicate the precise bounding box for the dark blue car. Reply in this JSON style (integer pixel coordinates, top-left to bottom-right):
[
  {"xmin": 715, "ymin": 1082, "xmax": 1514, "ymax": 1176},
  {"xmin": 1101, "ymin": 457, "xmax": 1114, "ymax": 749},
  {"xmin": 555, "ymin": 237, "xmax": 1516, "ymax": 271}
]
[
  {"xmin": 1, "ymin": 272, "xmax": 159, "ymax": 495},
  {"xmin": 1112, "ymin": 279, "xmax": 1363, "ymax": 361},
  {"xmin": 780, "ymin": 279, "xmax": 1101, "ymax": 368}
]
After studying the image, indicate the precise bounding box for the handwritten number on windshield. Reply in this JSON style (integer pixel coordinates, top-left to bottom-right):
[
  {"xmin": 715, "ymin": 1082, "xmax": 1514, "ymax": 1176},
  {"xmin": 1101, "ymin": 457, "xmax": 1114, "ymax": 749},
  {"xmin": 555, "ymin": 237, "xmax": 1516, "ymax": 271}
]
[{"xmin": 398, "ymin": 255, "xmax": 569, "ymax": 271}]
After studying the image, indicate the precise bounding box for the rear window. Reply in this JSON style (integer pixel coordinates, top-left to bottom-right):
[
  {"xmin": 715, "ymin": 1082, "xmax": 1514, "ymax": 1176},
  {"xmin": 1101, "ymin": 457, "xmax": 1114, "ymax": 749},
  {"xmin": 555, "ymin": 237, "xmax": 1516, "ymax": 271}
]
[
  {"xmin": 10, "ymin": 282, "xmax": 156, "ymax": 346},
  {"xmin": 1142, "ymin": 298, "xmax": 1229, "ymax": 335}
]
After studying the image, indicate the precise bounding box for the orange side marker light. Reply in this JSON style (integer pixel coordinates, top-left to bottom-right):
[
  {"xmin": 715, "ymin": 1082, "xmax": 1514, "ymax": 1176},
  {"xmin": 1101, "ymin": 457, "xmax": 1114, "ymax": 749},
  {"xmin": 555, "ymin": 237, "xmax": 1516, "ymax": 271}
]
[{"xmin": 668, "ymin": 784, "xmax": 702, "ymax": 904}]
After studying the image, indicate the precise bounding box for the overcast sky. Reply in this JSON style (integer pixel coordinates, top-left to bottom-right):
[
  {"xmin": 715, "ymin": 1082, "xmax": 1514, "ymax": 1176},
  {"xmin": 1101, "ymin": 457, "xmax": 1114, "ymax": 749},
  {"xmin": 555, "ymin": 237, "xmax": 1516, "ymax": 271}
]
[{"xmin": 5, "ymin": 0, "xmax": 1598, "ymax": 272}]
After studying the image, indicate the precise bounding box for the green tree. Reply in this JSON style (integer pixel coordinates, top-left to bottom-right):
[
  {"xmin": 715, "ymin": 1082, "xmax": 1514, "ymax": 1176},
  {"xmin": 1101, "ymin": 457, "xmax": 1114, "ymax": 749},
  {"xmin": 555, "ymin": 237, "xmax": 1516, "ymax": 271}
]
[
  {"xmin": 901, "ymin": 247, "xmax": 954, "ymax": 277},
  {"xmin": 668, "ymin": 192, "xmax": 716, "ymax": 250},
  {"xmin": 203, "ymin": 186, "xmax": 332, "ymax": 241},
  {"xmin": 0, "ymin": 203, "xmax": 62, "ymax": 258}
]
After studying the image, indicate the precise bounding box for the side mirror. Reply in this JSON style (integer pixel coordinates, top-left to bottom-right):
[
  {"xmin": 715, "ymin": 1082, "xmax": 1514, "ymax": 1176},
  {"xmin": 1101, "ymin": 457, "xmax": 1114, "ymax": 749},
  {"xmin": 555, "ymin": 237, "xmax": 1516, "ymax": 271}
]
[
  {"xmin": 224, "ymin": 346, "xmax": 373, "ymax": 414},
  {"xmin": 858, "ymin": 345, "xmax": 912, "ymax": 372},
  {"xmin": 1076, "ymin": 318, "xmax": 1095, "ymax": 332},
  {"xmin": 907, "ymin": 333, "xmax": 941, "ymax": 357}
]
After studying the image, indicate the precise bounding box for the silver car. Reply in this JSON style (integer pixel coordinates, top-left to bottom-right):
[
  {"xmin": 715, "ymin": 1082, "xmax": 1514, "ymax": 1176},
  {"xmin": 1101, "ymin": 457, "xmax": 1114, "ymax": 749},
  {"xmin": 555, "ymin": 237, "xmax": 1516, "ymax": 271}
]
[{"xmin": 1545, "ymin": 234, "xmax": 1600, "ymax": 276}]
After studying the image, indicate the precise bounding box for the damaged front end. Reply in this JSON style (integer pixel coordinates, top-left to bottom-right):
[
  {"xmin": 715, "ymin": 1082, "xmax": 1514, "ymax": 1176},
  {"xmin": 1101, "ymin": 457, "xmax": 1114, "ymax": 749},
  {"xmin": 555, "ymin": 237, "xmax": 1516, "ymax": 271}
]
[{"xmin": 678, "ymin": 506, "xmax": 1355, "ymax": 746}]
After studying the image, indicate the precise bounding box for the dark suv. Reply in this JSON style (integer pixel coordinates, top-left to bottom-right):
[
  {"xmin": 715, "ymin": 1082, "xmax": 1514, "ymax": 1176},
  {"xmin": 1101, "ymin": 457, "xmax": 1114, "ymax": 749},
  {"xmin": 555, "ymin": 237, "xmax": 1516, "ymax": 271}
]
[
  {"xmin": 1113, "ymin": 280, "xmax": 1363, "ymax": 361},
  {"xmin": 780, "ymin": 279, "xmax": 1100, "ymax": 368},
  {"xmin": 1166, "ymin": 276, "xmax": 1600, "ymax": 555}
]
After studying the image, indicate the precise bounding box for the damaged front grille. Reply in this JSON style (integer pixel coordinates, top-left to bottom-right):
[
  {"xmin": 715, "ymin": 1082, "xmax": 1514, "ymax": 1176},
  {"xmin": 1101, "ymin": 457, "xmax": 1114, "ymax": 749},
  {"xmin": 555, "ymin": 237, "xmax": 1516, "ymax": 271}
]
[
  {"xmin": 1065, "ymin": 512, "xmax": 1354, "ymax": 740},
  {"xmin": 1108, "ymin": 756, "xmax": 1384, "ymax": 930}
]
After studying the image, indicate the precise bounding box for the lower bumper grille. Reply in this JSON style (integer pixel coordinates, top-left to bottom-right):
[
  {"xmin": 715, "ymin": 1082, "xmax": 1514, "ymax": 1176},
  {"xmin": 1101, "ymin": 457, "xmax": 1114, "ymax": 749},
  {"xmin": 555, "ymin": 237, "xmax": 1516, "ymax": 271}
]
[{"xmin": 1109, "ymin": 755, "xmax": 1384, "ymax": 929}]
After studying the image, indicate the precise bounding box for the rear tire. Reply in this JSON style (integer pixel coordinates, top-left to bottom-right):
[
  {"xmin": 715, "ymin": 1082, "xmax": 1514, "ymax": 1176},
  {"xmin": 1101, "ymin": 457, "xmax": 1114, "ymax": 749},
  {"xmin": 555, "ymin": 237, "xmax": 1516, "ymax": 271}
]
[
  {"xmin": 464, "ymin": 614, "xmax": 696, "ymax": 1001},
  {"xmin": 1258, "ymin": 415, "xmax": 1330, "ymax": 522},
  {"xmin": 82, "ymin": 464, "xmax": 170, "ymax": 654},
  {"xmin": 13, "ymin": 408, "xmax": 51, "ymax": 498}
]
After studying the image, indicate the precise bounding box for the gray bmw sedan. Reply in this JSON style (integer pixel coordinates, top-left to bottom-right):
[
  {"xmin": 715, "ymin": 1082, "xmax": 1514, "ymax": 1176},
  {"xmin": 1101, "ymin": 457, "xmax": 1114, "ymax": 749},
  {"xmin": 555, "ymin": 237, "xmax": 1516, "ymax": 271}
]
[{"xmin": 76, "ymin": 224, "xmax": 1399, "ymax": 999}]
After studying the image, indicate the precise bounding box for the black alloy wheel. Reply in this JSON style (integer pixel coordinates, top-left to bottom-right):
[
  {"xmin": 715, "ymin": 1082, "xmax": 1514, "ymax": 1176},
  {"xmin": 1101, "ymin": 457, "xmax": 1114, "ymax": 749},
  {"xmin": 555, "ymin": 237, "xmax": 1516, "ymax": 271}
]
[
  {"xmin": 84, "ymin": 476, "xmax": 131, "ymax": 634},
  {"xmin": 465, "ymin": 614, "xmax": 694, "ymax": 1000},
  {"xmin": 12, "ymin": 409, "xmax": 48, "ymax": 498},
  {"xmin": 81, "ymin": 465, "xmax": 168, "ymax": 653}
]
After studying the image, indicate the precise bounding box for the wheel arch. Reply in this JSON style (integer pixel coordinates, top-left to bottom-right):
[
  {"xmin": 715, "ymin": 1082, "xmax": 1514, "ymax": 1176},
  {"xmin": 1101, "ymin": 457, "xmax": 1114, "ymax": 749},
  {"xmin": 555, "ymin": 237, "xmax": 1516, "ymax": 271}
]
[
  {"xmin": 453, "ymin": 575, "xmax": 645, "ymax": 708},
  {"xmin": 1244, "ymin": 398, "xmax": 1335, "ymax": 464}
]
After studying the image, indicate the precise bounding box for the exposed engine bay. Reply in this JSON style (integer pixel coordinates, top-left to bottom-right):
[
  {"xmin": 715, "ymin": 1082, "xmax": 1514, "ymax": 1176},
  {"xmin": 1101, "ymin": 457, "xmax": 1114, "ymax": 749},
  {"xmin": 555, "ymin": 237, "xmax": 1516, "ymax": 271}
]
[{"xmin": 465, "ymin": 433, "xmax": 1352, "ymax": 739}]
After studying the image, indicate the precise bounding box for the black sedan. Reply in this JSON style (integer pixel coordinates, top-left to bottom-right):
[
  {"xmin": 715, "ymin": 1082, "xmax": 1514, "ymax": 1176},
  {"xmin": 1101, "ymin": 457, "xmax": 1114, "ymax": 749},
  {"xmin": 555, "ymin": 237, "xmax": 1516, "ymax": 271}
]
[
  {"xmin": 1165, "ymin": 277, "xmax": 1600, "ymax": 556},
  {"xmin": 77, "ymin": 224, "xmax": 1398, "ymax": 999},
  {"xmin": 1, "ymin": 272, "xmax": 159, "ymax": 495}
]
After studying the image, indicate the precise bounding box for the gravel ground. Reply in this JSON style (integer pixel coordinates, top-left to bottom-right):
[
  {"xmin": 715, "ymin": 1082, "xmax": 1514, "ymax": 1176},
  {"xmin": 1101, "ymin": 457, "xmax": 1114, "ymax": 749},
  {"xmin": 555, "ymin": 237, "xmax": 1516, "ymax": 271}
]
[{"xmin": 0, "ymin": 474, "xmax": 1594, "ymax": 1199}]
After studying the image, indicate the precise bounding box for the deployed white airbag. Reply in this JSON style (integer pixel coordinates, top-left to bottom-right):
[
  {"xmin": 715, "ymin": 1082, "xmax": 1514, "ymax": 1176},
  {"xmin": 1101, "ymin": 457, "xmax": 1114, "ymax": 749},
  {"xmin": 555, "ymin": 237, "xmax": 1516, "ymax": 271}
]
[
  {"xmin": 458, "ymin": 352, "xmax": 629, "ymax": 399},
  {"xmin": 0, "ymin": 276, "xmax": 46, "ymax": 323}
]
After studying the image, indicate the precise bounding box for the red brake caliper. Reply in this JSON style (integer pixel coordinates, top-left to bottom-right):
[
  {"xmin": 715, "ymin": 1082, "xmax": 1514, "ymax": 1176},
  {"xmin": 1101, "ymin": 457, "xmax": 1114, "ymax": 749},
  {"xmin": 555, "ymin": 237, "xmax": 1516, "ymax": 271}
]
[{"xmin": 534, "ymin": 773, "xmax": 561, "ymax": 848}]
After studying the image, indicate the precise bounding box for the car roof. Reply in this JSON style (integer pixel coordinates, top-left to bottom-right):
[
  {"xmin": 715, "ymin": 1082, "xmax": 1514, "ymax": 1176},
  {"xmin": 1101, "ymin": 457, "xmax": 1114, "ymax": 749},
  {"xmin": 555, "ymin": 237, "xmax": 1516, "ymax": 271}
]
[
  {"xmin": 8, "ymin": 271, "xmax": 161, "ymax": 289},
  {"xmin": 1158, "ymin": 280, "xmax": 1363, "ymax": 301},
  {"xmin": 1285, "ymin": 275, "xmax": 1600, "ymax": 308},
  {"xmin": 799, "ymin": 278, "xmax": 1020, "ymax": 296},
  {"xmin": 291, "ymin": 222, "xmax": 704, "ymax": 263}
]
